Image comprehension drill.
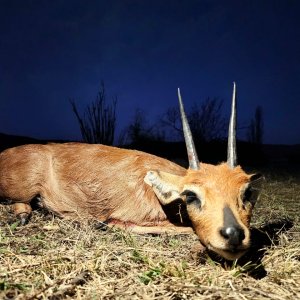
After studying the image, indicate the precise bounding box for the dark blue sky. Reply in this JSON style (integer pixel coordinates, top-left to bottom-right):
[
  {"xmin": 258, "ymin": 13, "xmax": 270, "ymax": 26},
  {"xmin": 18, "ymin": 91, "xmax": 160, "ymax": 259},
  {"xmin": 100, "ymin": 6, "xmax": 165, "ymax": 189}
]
[{"xmin": 1, "ymin": 0, "xmax": 299, "ymax": 144}]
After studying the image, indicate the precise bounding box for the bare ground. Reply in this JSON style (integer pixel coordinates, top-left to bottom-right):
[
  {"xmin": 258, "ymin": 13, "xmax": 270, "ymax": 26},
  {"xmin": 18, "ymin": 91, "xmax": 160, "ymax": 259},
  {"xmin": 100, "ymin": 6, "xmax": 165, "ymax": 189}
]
[{"xmin": 0, "ymin": 168, "xmax": 299, "ymax": 299}]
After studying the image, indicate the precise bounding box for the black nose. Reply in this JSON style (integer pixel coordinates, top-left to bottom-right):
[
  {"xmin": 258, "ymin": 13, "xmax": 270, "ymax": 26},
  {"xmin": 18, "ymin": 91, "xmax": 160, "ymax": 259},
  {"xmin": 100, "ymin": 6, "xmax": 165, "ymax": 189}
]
[{"xmin": 220, "ymin": 226, "xmax": 245, "ymax": 247}]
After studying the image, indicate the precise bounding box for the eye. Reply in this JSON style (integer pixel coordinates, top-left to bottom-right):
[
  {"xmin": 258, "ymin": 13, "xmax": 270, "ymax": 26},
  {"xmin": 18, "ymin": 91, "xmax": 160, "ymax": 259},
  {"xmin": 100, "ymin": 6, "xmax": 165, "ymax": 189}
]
[
  {"xmin": 242, "ymin": 186, "xmax": 259, "ymax": 207},
  {"xmin": 243, "ymin": 187, "xmax": 253, "ymax": 203},
  {"xmin": 242, "ymin": 173, "xmax": 263, "ymax": 207},
  {"xmin": 181, "ymin": 190, "xmax": 201, "ymax": 206}
]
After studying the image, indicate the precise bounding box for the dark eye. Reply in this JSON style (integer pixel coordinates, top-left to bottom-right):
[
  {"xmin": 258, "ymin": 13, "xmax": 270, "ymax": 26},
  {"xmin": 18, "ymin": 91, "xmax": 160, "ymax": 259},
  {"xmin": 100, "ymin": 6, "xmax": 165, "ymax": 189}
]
[
  {"xmin": 181, "ymin": 190, "xmax": 201, "ymax": 206},
  {"xmin": 242, "ymin": 186, "xmax": 259, "ymax": 207},
  {"xmin": 243, "ymin": 187, "xmax": 253, "ymax": 203}
]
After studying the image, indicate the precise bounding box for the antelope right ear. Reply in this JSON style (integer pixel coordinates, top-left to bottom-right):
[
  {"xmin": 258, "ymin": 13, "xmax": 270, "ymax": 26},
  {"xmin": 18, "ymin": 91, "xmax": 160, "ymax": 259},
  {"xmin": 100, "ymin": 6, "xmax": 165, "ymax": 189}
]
[
  {"xmin": 250, "ymin": 173, "xmax": 264, "ymax": 190},
  {"xmin": 144, "ymin": 170, "xmax": 183, "ymax": 205}
]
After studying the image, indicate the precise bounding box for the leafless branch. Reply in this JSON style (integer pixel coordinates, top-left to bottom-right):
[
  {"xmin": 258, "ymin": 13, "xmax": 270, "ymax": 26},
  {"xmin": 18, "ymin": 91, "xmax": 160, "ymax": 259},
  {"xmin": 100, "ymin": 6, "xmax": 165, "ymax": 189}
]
[{"xmin": 70, "ymin": 82, "xmax": 117, "ymax": 145}]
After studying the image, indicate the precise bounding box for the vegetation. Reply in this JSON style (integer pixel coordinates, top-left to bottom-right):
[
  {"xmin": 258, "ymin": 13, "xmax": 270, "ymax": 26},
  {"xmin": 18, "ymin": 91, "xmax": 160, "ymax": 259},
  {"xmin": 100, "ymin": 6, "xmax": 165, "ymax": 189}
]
[
  {"xmin": 0, "ymin": 167, "xmax": 299, "ymax": 299},
  {"xmin": 119, "ymin": 109, "xmax": 165, "ymax": 146},
  {"xmin": 160, "ymin": 97, "xmax": 227, "ymax": 143},
  {"xmin": 248, "ymin": 106, "xmax": 264, "ymax": 146},
  {"xmin": 69, "ymin": 86, "xmax": 264, "ymax": 162},
  {"xmin": 70, "ymin": 82, "xmax": 117, "ymax": 145}
]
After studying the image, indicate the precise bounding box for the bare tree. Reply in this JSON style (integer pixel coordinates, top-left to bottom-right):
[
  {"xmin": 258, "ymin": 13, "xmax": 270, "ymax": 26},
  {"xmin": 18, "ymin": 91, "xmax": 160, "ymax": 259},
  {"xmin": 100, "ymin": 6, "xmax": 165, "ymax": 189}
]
[
  {"xmin": 128, "ymin": 109, "xmax": 147, "ymax": 144},
  {"xmin": 70, "ymin": 82, "xmax": 117, "ymax": 145},
  {"xmin": 120, "ymin": 109, "xmax": 165, "ymax": 145},
  {"xmin": 189, "ymin": 98, "xmax": 227, "ymax": 143},
  {"xmin": 161, "ymin": 98, "xmax": 227, "ymax": 143},
  {"xmin": 247, "ymin": 106, "xmax": 264, "ymax": 145},
  {"xmin": 160, "ymin": 106, "xmax": 182, "ymax": 140}
]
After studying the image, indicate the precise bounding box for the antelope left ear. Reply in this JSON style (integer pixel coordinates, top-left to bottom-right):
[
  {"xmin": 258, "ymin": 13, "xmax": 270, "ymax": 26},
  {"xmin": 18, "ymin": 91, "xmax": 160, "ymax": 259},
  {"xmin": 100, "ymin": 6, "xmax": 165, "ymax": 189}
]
[{"xmin": 144, "ymin": 170, "xmax": 183, "ymax": 205}]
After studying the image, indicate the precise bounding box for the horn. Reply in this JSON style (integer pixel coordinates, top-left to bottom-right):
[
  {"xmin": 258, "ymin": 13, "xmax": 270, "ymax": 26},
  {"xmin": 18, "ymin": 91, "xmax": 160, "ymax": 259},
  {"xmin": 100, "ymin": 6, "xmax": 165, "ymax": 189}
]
[
  {"xmin": 177, "ymin": 88, "xmax": 200, "ymax": 170},
  {"xmin": 227, "ymin": 82, "xmax": 237, "ymax": 168}
]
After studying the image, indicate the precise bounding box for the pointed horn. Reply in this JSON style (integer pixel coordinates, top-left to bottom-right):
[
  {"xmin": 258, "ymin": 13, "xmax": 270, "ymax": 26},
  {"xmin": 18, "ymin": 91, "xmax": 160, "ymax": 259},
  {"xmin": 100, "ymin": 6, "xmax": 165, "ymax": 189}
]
[
  {"xmin": 177, "ymin": 88, "xmax": 200, "ymax": 170},
  {"xmin": 227, "ymin": 82, "xmax": 237, "ymax": 168}
]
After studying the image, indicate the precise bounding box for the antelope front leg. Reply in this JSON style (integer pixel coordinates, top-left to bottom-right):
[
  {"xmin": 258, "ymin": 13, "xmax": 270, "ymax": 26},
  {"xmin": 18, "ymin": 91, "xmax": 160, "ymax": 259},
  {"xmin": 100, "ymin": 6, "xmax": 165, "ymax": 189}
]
[
  {"xmin": 12, "ymin": 203, "xmax": 32, "ymax": 225},
  {"xmin": 106, "ymin": 220, "xmax": 195, "ymax": 235},
  {"xmin": 129, "ymin": 225, "xmax": 194, "ymax": 235}
]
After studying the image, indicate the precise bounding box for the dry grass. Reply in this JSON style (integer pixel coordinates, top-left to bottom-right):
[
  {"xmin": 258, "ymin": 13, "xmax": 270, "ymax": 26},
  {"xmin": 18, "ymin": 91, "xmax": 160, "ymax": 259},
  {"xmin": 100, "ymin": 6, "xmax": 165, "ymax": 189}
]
[{"xmin": 0, "ymin": 168, "xmax": 299, "ymax": 299}]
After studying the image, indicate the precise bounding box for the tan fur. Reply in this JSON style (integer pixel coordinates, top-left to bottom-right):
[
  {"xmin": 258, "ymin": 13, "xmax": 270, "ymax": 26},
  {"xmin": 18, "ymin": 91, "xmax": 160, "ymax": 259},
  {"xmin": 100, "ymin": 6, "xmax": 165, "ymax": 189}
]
[
  {"xmin": 0, "ymin": 143, "xmax": 261, "ymax": 260},
  {"xmin": 0, "ymin": 143, "xmax": 185, "ymax": 224},
  {"xmin": 181, "ymin": 164, "xmax": 253, "ymax": 260}
]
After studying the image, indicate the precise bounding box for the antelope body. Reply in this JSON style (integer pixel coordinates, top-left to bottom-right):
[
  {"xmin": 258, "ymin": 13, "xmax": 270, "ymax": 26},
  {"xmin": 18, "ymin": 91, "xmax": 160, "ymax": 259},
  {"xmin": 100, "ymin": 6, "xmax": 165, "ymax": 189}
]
[{"xmin": 0, "ymin": 84, "xmax": 262, "ymax": 260}]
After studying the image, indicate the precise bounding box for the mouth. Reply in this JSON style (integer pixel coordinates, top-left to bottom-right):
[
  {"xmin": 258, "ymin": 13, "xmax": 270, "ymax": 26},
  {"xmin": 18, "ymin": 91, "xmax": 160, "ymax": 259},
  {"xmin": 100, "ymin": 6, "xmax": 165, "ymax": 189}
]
[{"xmin": 207, "ymin": 244, "xmax": 248, "ymax": 260}]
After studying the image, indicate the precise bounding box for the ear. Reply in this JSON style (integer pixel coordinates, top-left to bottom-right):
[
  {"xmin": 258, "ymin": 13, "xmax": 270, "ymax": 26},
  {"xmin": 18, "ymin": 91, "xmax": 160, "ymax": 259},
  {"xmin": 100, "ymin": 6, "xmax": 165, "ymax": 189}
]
[
  {"xmin": 144, "ymin": 170, "xmax": 183, "ymax": 205},
  {"xmin": 250, "ymin": 173, "xmax": 264, "ymax": 189}
]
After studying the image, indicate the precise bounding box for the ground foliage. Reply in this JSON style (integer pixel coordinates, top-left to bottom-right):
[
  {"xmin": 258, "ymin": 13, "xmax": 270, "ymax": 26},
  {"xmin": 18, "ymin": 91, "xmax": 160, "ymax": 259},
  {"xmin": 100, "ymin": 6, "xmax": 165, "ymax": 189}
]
[{"xmin": 0, "ymin": 167, "xmax": 299, "ymax": 299}]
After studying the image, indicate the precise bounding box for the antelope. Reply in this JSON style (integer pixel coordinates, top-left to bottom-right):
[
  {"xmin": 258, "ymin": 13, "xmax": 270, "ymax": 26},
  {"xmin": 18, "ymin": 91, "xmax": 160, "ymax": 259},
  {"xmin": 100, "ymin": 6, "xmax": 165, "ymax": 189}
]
[{"xmin": 0, "ymin": 83, "xmax": 262, "ymax": 260}]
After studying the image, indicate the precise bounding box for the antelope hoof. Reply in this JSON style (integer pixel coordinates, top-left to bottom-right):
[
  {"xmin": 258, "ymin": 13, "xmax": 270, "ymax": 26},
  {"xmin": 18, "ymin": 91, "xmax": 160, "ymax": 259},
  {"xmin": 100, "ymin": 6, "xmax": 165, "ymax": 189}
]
[
  {"xmin": 94, "ymin": 221, "xmax": 109, "ymax": 231},
  {"xmin": 17, "ymin": 213, "xmax": 30, "ymax": 226},
  {"xmin": 190, "ymin": 242, "xmax": 207, "ymax": 261}
]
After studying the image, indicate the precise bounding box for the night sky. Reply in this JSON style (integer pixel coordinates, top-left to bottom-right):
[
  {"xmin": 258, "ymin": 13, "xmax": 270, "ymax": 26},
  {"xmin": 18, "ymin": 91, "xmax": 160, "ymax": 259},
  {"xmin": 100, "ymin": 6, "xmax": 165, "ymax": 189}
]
[{"xmin": 1, "ymin": 0, "xmax": 299, "ymax": 145}]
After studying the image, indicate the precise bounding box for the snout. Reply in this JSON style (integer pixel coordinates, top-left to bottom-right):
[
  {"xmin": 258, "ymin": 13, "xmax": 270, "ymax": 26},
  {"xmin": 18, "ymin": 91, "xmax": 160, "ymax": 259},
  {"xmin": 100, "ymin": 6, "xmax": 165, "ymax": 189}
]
[
  {"xmin": 196, "ymin": 225, "xmax": 250, "ymax": 261},
  {"xmin": 203, "ymin": 225, "xmax": 250, "ymax": 260},
  {"xmin": 208, "ymin": 206, "xmax": 250, "ymax": 260},
  {"xmin": 190, "ymin": 205, "xmax": 252, "ymax": 260},
  {"xmin": 220, "ymin": 225, "xmax": 245, "ymax": 249},
  {"xmin": 215, "ymin": 225, "xmax": 250, "ymax": 260},
  {"xmin": 205, "ymin": 227, "xmax": 249, "ymax": 260}
]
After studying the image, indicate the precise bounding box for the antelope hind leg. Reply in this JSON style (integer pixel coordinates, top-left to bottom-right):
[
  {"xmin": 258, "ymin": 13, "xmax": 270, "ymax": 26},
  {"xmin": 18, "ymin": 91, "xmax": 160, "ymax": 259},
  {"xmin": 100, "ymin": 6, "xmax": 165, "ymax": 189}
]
[{"xmin": 12, "ymin": 203, "xmax": 32, "ymax": 225}]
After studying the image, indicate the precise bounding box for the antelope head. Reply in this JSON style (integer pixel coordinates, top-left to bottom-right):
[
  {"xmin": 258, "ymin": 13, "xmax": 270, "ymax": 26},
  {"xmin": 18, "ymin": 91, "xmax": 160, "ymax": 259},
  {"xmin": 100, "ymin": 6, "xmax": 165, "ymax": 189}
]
[{"xmin": 145, "ymin": 83, "xmax": 263, "ymax": 260}]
